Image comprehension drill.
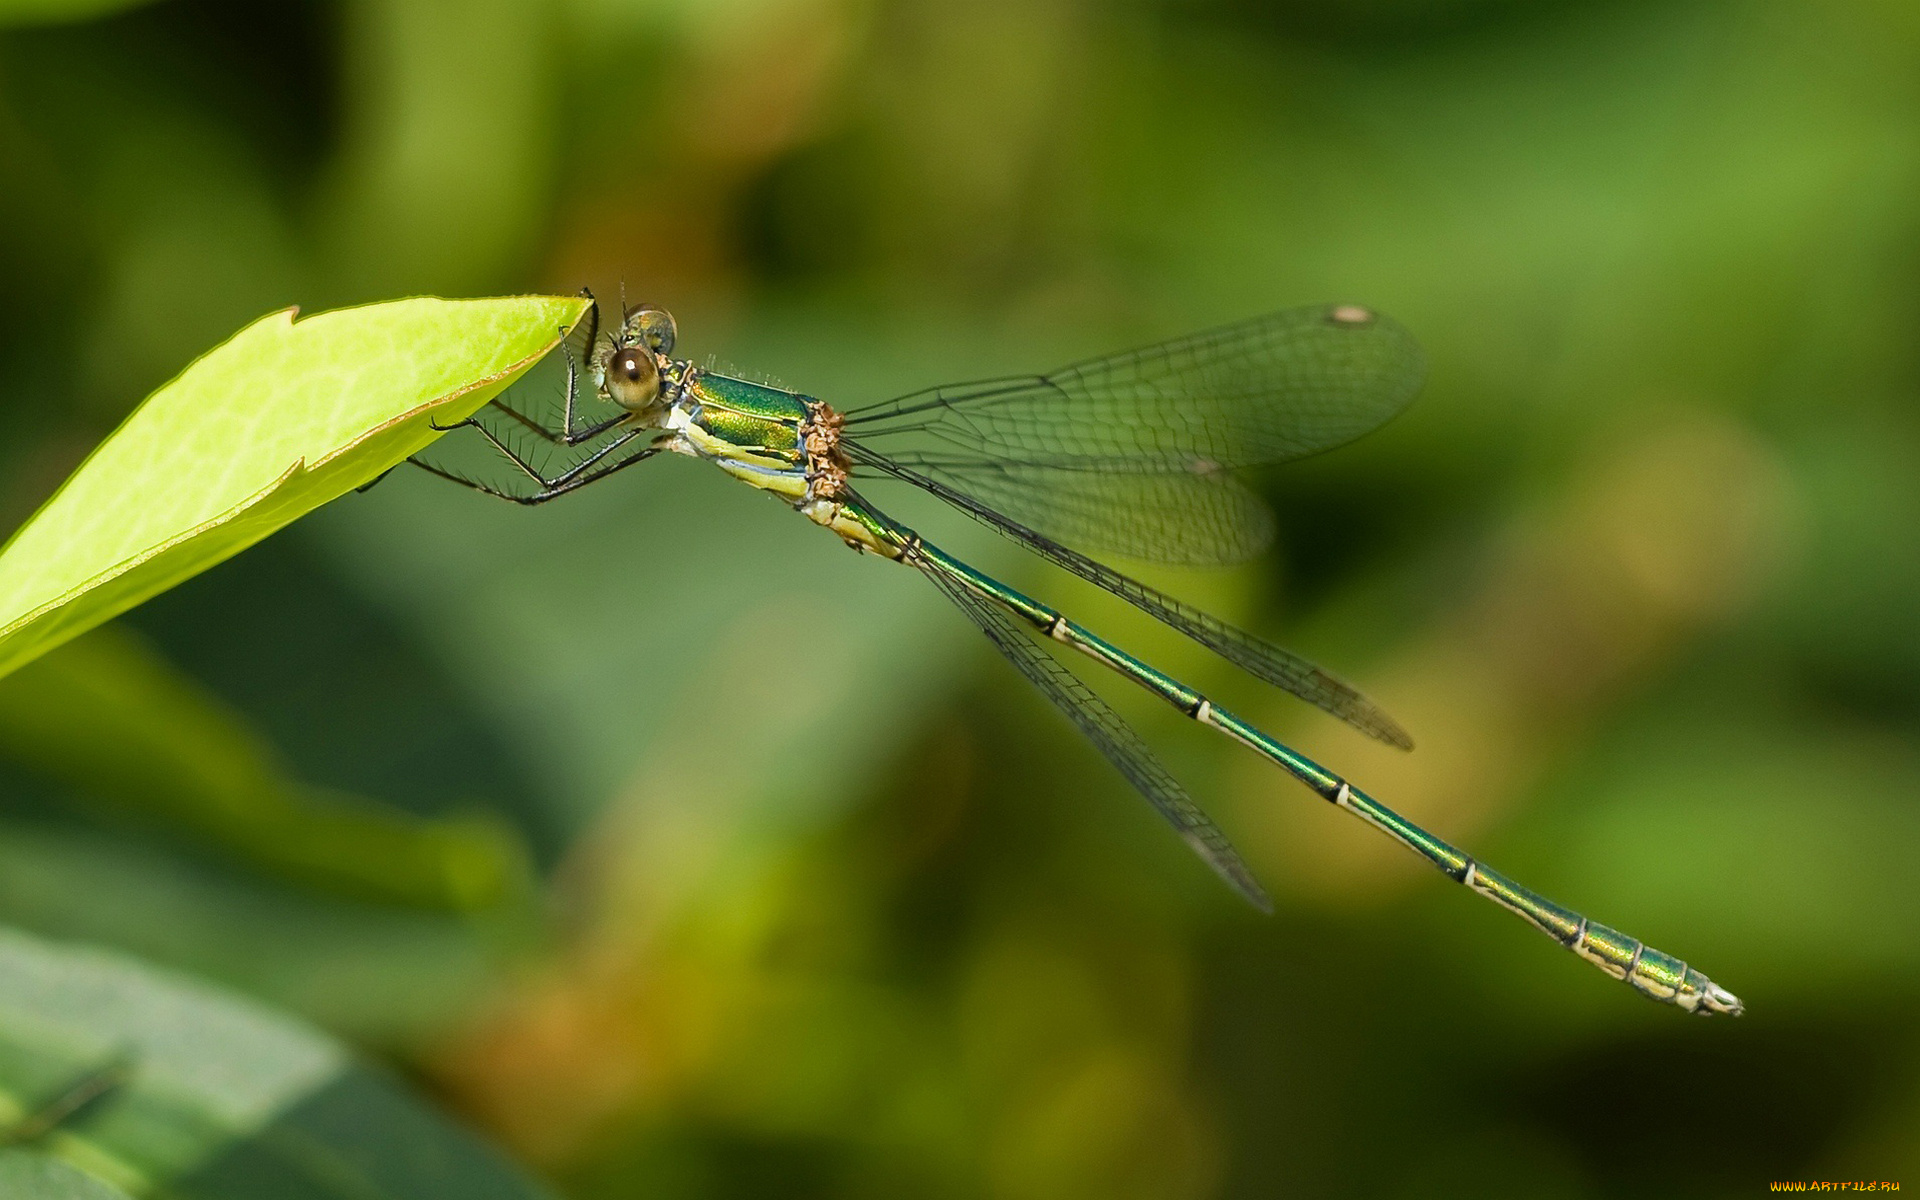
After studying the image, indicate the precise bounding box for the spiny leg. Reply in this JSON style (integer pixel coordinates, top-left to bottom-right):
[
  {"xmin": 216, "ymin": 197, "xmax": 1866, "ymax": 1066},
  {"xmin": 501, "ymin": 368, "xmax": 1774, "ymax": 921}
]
[
  {"xmin": 495, "ymin": 292, "xmax": 625, "ymax": 445},
  {"xmin": 368, "ymin": 293, "xmax": 614, "ymax": 500},
  {"xmin": 577, "ymin": 284, "xmax": 600, "ymax": 370},
  {"xmin": 442, "ymin": 288, "xmax": 624, "ymax": 448},
  {"xmin": 410, "ymin": 435, "xmax": 661, "ymax": 506},
  {"xmin": 431, "ymin": 408, "xmax": 646, "ymax": 490},
  {"xmin": 435, "ymin": 399, "xmax": 624, "ymax": 455},
  {"xmin": 414, "ymin": 327, "xmax": 664, "ymax": 503}
]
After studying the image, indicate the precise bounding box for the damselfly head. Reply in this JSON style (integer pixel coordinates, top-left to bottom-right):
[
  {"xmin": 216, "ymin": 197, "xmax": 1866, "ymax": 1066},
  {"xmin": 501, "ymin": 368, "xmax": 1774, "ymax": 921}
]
[
  {"xmin": 602, "ymin": 343, "xmax": 662, "ymax": 411},
  {"xmin": 593, "ymin": 304, "xmax": 676, "ymax": 409},
  {"xmin": 619, "ymin": 304, "xmax": 678, "ymax": 356}
]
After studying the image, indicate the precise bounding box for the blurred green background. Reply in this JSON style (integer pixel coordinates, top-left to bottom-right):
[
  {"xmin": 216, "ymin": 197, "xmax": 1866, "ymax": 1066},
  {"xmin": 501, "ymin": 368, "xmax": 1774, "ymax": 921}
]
[{"xmin": 1, "ymin": 0, "xmax": 1916, "ymax": 1194}]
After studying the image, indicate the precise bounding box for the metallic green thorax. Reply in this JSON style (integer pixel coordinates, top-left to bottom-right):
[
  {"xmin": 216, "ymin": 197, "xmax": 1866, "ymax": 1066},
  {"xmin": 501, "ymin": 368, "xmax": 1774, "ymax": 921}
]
[
  {"xmin": 685, "ymin": 374, "xmax": 808, "ymax": 462},
  {"xmin": 666, "ymin": 369, "xmax": 879, "ymax": 550}
]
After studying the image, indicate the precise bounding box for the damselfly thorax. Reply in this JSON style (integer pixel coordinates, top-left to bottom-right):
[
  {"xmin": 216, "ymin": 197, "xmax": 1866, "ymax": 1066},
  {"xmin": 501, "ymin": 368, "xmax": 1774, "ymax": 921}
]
[
  {"xmin": 662, "ymin": 371, "xmax": 880, "ymax": 553},
  {"xmin": 582, "ymin": 301, "xmax": 890, "ymax": 556}
]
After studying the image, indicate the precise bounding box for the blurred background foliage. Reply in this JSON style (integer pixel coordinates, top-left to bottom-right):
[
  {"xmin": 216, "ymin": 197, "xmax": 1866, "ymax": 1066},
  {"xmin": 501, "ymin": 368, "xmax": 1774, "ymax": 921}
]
[{"xmin": 0, "ymin": 0, "xmax": 1915, "ymax": 1194}]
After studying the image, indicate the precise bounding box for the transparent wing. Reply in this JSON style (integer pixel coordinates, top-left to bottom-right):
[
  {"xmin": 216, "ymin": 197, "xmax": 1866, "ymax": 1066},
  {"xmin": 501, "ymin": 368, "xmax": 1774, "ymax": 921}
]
[
  {"xmin": 867, "ymin": 452, "xmax": 1412, "ymax": 749},
  {"xmin": 918, "ymin": 552, "xmax": 1271, "ymax": 910},
  {"xmin": 845, "ymin": 303, "xmax": 1424, "ymax": 472},
  {"xmin": 901, "ymin": 461, "xmax": 1277, "ymax": 565}
]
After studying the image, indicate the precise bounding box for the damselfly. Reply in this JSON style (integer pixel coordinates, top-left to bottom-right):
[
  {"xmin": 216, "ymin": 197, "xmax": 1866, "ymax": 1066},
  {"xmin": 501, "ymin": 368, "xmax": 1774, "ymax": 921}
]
[{"xmin": 411, "ymin": 295, "xmax": 1742, "ymax": 1016}]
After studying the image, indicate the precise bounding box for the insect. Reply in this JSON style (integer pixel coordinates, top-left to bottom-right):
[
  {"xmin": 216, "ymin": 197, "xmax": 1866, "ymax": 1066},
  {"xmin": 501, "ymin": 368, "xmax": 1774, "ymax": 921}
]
[{"xmin": 411, "ymin": 294, "xmax": 1742, "ymax": 1016}]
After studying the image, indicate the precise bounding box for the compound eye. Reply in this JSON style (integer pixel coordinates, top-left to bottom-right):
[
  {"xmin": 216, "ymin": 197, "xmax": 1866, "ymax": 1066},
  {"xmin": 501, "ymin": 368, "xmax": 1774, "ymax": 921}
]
[
  {"xmin": 623, "ymin": 304, "xmax": 677, "ymax": 355},
  {"xmin": 606, "ymin": 346, "xmax": 661, "ymax": 410}
]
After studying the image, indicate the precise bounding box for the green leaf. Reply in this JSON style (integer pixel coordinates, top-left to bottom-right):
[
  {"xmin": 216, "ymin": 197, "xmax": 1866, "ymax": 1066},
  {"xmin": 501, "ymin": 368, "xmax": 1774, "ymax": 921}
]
[
  {"xmin": 0, "ymin": 925, "xmax": 550, "ymax": 1198},
  {"xmin": 0, "ymin": 294, "xmax": 588, "ymax": 682},
  {"xmin": 0, "ymin": 624, "xmax": 533, "ymax": 911},
  {"xmin": 0, "ymin": 819, "xmax": 499, "ymax": 1043}
]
